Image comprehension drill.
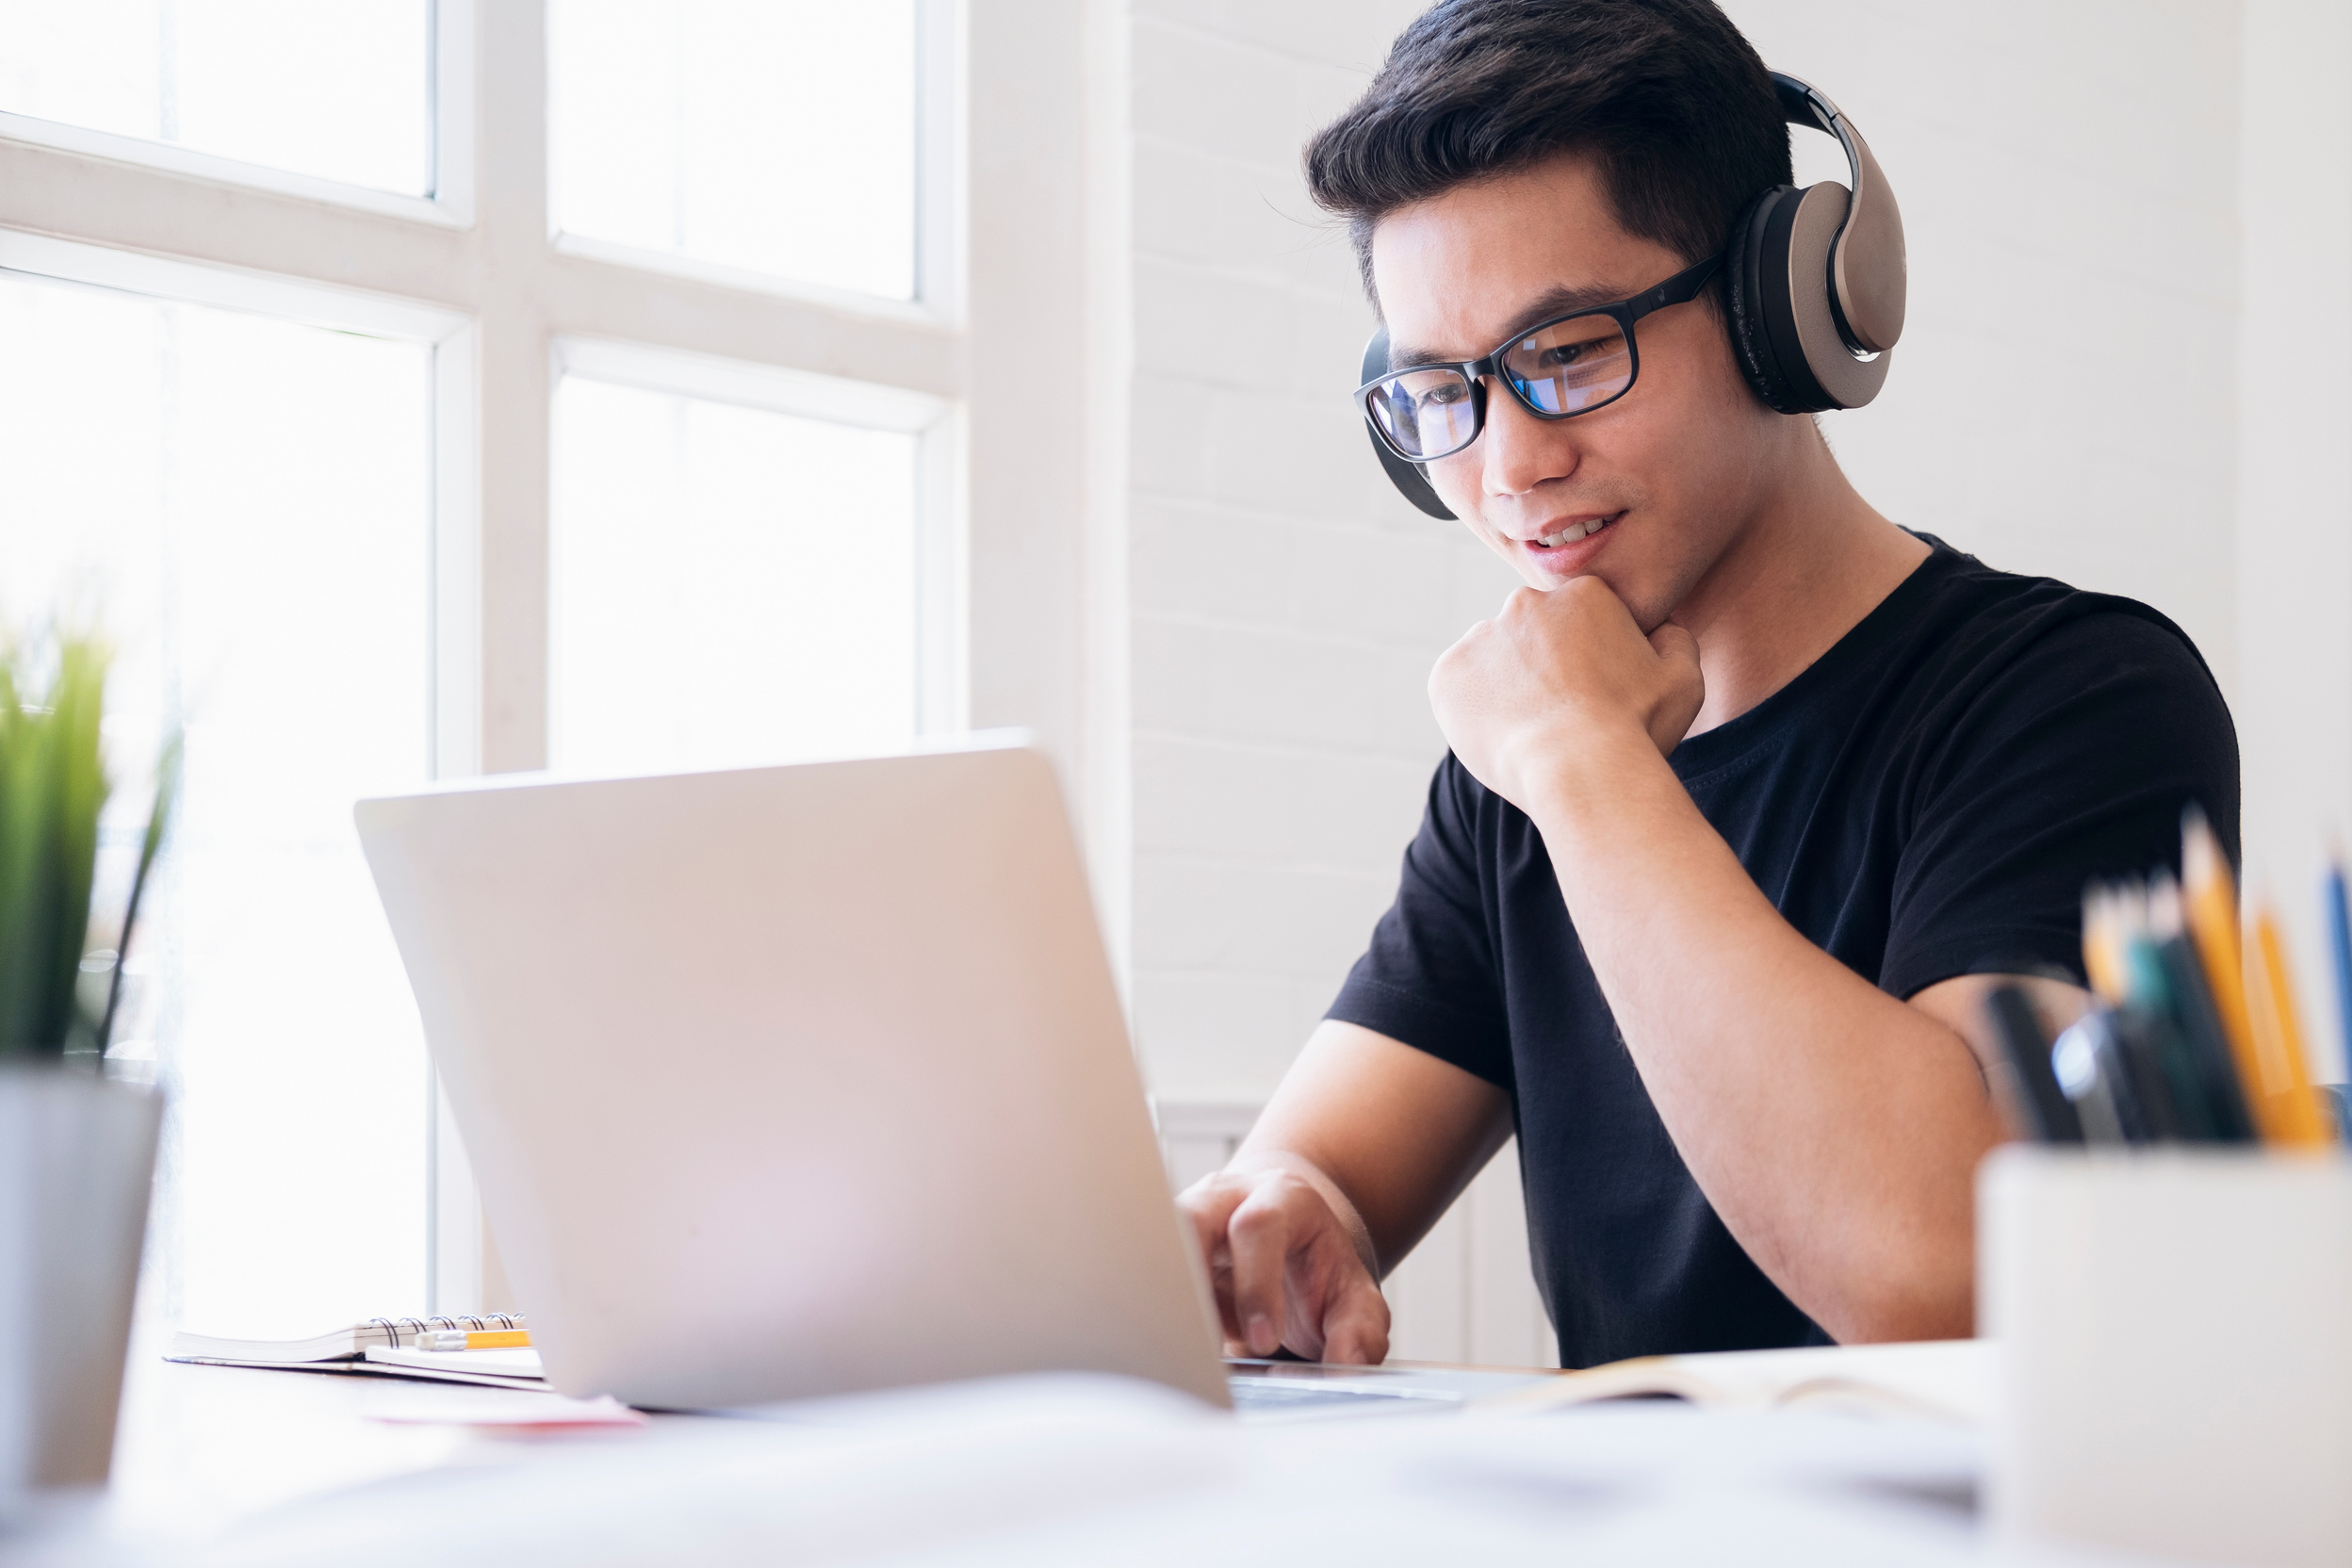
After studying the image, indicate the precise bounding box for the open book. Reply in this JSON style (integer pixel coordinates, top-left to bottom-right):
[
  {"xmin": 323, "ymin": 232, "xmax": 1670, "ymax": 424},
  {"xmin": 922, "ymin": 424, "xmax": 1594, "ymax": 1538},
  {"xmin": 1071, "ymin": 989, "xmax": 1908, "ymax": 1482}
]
[
  {"xmin": 1472, "ymin": 1338, "xmax": 1987, "ymax": 1426},
  {"xmin": 169, "ymin": 1316, "xmax": 547, "ymax": 1391}
]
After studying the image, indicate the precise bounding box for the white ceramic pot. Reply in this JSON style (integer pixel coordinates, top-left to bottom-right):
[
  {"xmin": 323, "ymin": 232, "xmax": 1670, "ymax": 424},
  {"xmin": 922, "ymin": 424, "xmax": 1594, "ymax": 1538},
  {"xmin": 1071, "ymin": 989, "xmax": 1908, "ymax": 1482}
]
[{"xmin": 0, "ymin": 1066, "xmax": 160, "ymax": 1500}]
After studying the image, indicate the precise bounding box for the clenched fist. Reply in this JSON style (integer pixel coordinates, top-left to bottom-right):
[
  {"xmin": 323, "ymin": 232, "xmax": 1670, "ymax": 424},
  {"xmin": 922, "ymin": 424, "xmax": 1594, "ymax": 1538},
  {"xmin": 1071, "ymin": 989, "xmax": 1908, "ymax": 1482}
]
[{"xmin": 1429, "ymin": 575, "xmax": 1704, "ymax": 812}]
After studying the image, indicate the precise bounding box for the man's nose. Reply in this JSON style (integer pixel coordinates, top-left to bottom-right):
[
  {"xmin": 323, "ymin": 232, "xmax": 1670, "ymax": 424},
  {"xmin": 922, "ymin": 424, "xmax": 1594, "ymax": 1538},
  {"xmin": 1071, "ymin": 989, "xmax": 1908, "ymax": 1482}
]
[{"xmin": 1477, "ymin": 380, "xmax": 1582, "ymax": 498}]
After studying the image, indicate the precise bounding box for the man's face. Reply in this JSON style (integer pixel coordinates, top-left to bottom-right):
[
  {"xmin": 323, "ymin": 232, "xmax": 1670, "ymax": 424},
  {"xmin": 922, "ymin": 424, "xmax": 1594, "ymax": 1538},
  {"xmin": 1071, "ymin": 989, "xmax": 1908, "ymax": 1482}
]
[{"xmin": 1370, "ymin": 155, "xmax": 1778, "ymax": 629}]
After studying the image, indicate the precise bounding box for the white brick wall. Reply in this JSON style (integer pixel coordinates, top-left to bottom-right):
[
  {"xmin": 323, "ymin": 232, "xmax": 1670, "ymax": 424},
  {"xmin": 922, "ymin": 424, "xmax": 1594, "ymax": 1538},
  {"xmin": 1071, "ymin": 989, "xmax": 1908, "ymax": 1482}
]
[
  {"xmin": 1125, "ymin": 0, "xmax": 1515, "ymax": 1108},
  {"xmin": 2237, "ymin": 0, "xmax": 2352, "ymax": 1079}
]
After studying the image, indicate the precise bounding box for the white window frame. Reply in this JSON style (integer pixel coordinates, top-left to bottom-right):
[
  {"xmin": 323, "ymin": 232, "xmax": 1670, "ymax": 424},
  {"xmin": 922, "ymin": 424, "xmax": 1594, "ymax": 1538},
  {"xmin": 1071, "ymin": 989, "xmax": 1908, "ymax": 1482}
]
[{"xmin": 0, "ymin": 0, "xmax": 1116, "ymax": 1315}]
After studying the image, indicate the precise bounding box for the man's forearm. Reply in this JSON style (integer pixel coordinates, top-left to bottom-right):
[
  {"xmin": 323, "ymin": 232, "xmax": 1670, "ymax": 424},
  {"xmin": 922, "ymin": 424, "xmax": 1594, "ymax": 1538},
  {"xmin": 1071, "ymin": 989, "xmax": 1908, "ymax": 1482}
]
[{"xmin": 1522, "ymin": 727, "xmax": 2003, "ymax": 1342}]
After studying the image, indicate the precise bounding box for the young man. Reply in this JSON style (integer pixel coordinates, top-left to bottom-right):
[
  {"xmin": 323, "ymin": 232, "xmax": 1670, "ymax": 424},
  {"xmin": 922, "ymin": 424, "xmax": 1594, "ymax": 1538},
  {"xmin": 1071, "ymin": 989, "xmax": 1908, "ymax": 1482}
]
[{"xmin": 1177, "ymin": 0, "xmax": 2237, "ymax": 1370}]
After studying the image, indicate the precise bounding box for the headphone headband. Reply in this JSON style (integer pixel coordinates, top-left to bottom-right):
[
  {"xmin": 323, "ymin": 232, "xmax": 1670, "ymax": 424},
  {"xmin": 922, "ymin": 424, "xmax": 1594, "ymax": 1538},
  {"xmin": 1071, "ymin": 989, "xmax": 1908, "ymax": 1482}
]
[{"xmin": 1772, "ymin": 74, "xmax": 1906, "ymax": 356}]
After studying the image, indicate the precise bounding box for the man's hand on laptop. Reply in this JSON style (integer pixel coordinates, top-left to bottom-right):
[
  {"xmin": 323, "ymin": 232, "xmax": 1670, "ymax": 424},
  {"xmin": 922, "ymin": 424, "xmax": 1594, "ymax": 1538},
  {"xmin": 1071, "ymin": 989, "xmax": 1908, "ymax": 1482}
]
[{"xmin": 1178, "ymin": 1156, "xmax": 1390, "ymax": 1364}]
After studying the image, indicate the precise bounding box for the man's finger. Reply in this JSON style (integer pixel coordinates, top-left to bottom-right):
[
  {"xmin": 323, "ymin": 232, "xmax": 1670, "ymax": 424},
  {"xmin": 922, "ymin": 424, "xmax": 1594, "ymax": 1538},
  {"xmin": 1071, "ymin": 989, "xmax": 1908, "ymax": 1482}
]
[
  {"xmin": 1645, "ymin": 621, "xmax": 1707, "ymax": 755},
  {"xmin": 1224, "ymin": 1190, "xmax": 1305, "ymax": 1358},
  {"xmin": 1648, "ymin": 620, "xmax": 1700, "ymax": 670},
  {"xmin": 1176, "ymin": 1179, "xmax": 1250, "ymax": 1341},
  {"xmin": 1178, "ymin": 1179, "xmax": 1246, "ymax": 1267},
  {"xmin": 1317, "ymin": 1274, "xmax": 1392, "ymax": 1366}
]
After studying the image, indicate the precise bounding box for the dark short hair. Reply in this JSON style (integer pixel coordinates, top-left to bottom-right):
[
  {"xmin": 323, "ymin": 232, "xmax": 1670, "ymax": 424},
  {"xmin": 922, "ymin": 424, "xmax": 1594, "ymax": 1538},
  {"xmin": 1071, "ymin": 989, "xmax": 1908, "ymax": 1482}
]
[{"xmin": 1305, "ymin": 0, "xmax": 1790, "ymax": 309}]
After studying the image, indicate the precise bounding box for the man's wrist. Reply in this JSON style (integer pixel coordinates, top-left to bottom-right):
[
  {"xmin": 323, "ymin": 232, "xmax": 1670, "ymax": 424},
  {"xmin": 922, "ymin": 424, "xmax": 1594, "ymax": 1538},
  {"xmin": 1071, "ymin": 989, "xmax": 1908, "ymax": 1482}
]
[{"xmin": 1511, "ymin": 720, "xmax": 1677, "ymax": 829}]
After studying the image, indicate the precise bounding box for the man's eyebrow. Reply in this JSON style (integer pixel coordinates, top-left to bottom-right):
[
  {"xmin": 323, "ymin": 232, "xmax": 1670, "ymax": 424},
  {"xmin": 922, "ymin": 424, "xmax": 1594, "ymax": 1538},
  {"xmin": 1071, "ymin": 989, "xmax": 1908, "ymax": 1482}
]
[{"xmin": 1387, "ymin": 282, "xmax": 1630, "ymax": 369}]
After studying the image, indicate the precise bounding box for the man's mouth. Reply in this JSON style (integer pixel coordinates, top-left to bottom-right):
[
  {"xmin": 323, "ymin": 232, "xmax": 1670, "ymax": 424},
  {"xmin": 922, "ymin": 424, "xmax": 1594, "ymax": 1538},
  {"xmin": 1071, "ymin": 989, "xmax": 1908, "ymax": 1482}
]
[{"xmin": 1526, "ymin": 513, "xmax": 1622, "ymax": 549}]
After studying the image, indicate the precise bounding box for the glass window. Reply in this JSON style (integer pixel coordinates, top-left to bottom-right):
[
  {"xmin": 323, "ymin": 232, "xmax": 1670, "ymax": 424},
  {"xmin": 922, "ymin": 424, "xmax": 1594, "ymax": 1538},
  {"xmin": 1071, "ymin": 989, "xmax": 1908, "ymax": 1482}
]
[
  {"xmin": 549, "ymin": 375, "xmax": 920, "ymax": 775},
  {"xmin": 0, "ymin": 270, "xmax": 433, "ymax": 1338},
  {"xmin": 0, "ymin": 0, "xmax": 433, "ymax": 195},
  {"xmin": 549, "ymin": 0, "xmax": 918, "ymax": 300}
]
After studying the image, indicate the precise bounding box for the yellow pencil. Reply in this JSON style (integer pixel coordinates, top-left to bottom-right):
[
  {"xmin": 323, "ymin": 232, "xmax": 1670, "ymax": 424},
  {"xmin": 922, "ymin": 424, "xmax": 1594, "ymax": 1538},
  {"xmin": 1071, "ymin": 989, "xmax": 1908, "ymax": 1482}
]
[
  {"xmin": 2246, "ymin": 906, "xmax": 2334, "ymax": 1147},
  {"xmin": 2082, "ymin": 884, "xmax": 2127, "ymax": 1004},
  {"xmin": 416, "ymin": 1329, "xmax": 533, "ymax": 1351},
  {"xmin": 2180, "ymin": 809, "xmax": 2281, "ymax": 1141}
]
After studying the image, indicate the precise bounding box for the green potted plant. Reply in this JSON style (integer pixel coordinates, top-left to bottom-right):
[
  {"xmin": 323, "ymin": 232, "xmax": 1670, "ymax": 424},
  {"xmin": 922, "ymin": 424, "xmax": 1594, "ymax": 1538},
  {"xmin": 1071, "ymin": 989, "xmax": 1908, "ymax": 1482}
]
[{"xmin": 0, "ymin": 629, "xmax": 173, "ymax": 1501}]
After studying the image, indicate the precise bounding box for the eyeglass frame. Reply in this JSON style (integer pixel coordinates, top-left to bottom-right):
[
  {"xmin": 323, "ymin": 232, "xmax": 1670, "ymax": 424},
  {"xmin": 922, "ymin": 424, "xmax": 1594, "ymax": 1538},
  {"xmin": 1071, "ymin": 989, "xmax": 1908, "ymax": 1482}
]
[{"xmin": 1352, "ymin": 251, "xmax": 1726, "ymax": 465}]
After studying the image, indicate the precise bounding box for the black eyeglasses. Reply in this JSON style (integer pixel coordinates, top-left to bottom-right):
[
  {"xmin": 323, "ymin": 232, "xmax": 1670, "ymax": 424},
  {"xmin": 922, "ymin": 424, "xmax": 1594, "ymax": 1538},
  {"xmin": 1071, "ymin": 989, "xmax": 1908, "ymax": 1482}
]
[{"xmin": 1354, "ymin": 253, "xmax": 1724, "ymax": 463}]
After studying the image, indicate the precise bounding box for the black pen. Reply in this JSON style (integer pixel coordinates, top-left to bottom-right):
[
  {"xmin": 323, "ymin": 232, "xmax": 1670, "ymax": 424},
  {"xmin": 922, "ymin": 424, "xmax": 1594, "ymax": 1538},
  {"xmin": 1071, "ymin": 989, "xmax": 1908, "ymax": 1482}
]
[{"xmin": 1985, "ymin": 983, "xmax": 2082, "ymax": 1143}]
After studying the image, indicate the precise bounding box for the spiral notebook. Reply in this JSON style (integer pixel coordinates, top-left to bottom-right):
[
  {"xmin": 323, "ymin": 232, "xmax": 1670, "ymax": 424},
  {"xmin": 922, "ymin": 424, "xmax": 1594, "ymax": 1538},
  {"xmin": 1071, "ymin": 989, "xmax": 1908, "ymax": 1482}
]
[{"xmin": 169, "ymin": 1315, "xmax": 547, "ymax": 1390}]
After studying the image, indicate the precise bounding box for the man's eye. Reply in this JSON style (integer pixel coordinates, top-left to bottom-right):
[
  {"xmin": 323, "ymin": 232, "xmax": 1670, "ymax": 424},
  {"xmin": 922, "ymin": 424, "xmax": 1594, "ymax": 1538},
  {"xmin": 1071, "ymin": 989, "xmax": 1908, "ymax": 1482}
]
[
  {"xmin": 1420, "ymin": 381, "xmax": 1470, "ymax": 406},
  {"xmin": 1540, "ymin": 344, "xmax": 1585, "ymax": 368}
]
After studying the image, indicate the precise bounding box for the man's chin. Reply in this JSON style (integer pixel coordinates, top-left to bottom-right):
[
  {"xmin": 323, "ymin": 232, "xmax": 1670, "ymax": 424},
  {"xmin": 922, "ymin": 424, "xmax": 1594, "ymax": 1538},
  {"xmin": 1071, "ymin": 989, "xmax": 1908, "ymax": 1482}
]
[
  {"xmin": 1516, "ymin": 565, "xmax": 1677, "ymax": 635},
  {"xmin": 1618, "ymin": 580, "xmax": 1683, "ymax": 634}
]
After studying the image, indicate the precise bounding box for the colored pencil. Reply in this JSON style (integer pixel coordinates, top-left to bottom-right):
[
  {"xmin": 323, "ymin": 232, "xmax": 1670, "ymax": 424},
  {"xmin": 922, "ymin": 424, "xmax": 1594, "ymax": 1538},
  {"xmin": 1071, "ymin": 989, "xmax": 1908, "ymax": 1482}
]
[
  {"xmin": 2180, "ymin": 809, "xmax": 2277, "ymax": 1140},
  {"xmin": 2246, "ymin": 906, "xmax": 2333, "ymax": 1146}
]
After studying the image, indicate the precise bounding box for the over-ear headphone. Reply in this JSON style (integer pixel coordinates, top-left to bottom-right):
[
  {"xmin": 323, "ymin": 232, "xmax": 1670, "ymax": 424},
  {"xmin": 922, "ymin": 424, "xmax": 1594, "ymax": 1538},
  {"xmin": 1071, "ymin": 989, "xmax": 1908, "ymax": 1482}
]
[{"xmin": 1359, "ymin": 71, "xmax": 1907, "ymax": 522}]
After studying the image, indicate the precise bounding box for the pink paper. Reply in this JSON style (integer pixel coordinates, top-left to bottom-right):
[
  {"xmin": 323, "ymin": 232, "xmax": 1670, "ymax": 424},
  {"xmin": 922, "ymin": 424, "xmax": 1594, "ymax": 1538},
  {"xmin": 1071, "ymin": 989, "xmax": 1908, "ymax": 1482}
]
[{"xmin": 364, "ymin": 1391, "xmax": 646, "ymax": 1428}]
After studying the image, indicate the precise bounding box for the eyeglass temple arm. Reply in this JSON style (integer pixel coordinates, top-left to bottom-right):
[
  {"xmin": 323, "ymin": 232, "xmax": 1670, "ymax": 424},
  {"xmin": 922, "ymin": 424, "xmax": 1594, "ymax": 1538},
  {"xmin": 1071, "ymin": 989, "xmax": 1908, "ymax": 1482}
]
[{"xmin": 1627, "ymin": 253, "xmax": 1726, "ymax": 321}]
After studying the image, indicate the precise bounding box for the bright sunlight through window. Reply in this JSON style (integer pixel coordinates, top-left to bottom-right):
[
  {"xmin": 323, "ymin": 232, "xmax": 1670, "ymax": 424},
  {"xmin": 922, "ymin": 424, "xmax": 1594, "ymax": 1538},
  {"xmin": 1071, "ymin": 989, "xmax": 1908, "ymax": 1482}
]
[
  {"xmin": 0, "ymin": 0, "xmax": 433, "ymax": 194},
  {"xmin": 549, "ymin": 0, "xmax": 919, "ymax": 300},
  {"xmin": 0, "ymin": 270, "xmax": 433, "ymax": 1338},
  {"xmin": 551, "ymin": 376, "xmax": 922, "ymax": 776}
]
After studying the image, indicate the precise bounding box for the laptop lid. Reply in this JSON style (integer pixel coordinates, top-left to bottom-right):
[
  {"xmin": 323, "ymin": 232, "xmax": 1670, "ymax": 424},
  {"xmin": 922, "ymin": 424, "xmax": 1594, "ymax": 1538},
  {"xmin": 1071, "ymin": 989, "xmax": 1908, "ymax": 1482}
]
[{"xmin": 355, "ymin": 740, "xmax": 1231, "ymax": 1411}]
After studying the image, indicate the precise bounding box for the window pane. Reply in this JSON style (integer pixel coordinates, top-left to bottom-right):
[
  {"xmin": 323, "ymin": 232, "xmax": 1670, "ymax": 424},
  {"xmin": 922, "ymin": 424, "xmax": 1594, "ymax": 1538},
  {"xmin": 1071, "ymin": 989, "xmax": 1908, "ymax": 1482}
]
[
  {"xmin": 550, "ymin": 0, "xmax": 918, "ymax": 300},
  {"xmin": 0, "ymin": 0, "xmax": 433, "ymax": 195},
  {"xmin": 551, "ymin": 377, "xmax": 920, "ymax": 775},
  {"xmin": 0, "ymin": 272, "xmax": 433, "ymax": 1339}
]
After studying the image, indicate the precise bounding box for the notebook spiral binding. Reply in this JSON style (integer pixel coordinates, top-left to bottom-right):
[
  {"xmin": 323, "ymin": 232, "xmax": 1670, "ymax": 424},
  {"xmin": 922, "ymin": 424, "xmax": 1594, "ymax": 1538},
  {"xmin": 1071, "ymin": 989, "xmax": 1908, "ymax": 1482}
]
[{"xmin": 364, "ymin": 1312, "xmax": 526, "ymax": 1348}]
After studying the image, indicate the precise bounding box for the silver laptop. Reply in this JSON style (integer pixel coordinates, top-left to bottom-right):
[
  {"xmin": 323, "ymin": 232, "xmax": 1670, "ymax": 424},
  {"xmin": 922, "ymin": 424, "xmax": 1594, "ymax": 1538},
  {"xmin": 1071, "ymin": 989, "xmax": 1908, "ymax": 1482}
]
[{"xmin": 354, "ymin": 737, "xmax": 1544, "ymax": 1416}]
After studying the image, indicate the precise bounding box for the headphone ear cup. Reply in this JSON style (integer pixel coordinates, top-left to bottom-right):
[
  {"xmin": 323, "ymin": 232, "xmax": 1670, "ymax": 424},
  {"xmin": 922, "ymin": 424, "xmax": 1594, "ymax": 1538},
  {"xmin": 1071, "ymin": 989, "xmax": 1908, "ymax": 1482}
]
[
  {"xmin": 1772, "ymin": 184, "xmax": 1893, "ymax": 412},
  {"xmin": 1726, "ymin": 185, "xmax": 1809, "ymax": 416},
  {"xmin": 1359, "ymin": 329, "xmax": 1457, "ymax": 521},
  {"xmin": 1367, "ymin": 428, "xmax": 1456, "ymax": 521}
]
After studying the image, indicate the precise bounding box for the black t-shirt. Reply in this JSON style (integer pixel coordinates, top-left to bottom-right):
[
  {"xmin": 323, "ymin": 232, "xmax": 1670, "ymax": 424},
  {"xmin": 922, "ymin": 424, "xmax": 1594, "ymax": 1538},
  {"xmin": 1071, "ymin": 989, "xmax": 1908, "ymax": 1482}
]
[{"xmin": 1326, "ymin": 538, "xmax": 2239, "ymax": 1369}]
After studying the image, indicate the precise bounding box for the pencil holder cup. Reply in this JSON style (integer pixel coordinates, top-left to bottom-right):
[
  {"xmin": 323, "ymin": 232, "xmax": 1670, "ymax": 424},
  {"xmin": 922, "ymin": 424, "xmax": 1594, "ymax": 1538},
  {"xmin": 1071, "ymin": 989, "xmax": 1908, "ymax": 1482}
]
[{"xmin": 1980, "ymin": 1146, "xmax": 2352, "ymax": 1568}]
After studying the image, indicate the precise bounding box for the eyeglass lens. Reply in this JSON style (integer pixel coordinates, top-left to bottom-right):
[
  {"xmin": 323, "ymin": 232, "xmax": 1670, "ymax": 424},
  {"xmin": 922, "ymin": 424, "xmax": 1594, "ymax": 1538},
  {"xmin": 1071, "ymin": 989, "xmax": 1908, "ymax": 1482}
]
[
  {"xmin": 1366, "ymin": 369, "xmax": 1478, "ymax": 460},
  {"xmin": 1504, "ymin": 315, "xmax": 1632, "ymax": 416},
  {"xmin": 1368, "ymin": 313, "xmax": 1635, "ymax": 460}
]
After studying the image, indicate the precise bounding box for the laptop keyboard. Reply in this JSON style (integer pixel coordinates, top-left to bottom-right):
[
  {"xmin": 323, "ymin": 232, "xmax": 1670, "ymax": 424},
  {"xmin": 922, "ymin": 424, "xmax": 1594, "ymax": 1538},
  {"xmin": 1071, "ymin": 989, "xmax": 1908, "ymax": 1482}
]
[{"xmin": 1226, "ymin": 1380, "xmax": 1425, "ymax": 1411}]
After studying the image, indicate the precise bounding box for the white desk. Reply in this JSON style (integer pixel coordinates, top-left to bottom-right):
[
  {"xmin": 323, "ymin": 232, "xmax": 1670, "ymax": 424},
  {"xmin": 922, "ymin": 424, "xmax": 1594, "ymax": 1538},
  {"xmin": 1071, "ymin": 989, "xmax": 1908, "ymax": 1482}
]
[{"xmin": 5, "ymin": 1354, "xmax": 2154, "ymax": 1566}]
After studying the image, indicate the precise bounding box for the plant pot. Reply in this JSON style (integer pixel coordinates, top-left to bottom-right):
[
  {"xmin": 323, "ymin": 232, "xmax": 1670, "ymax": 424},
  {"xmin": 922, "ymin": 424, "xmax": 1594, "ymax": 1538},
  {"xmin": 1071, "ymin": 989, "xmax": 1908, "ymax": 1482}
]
[{"xmin": 0, "ymin": 1066, "xmax": 160, "ymax": 1502}]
